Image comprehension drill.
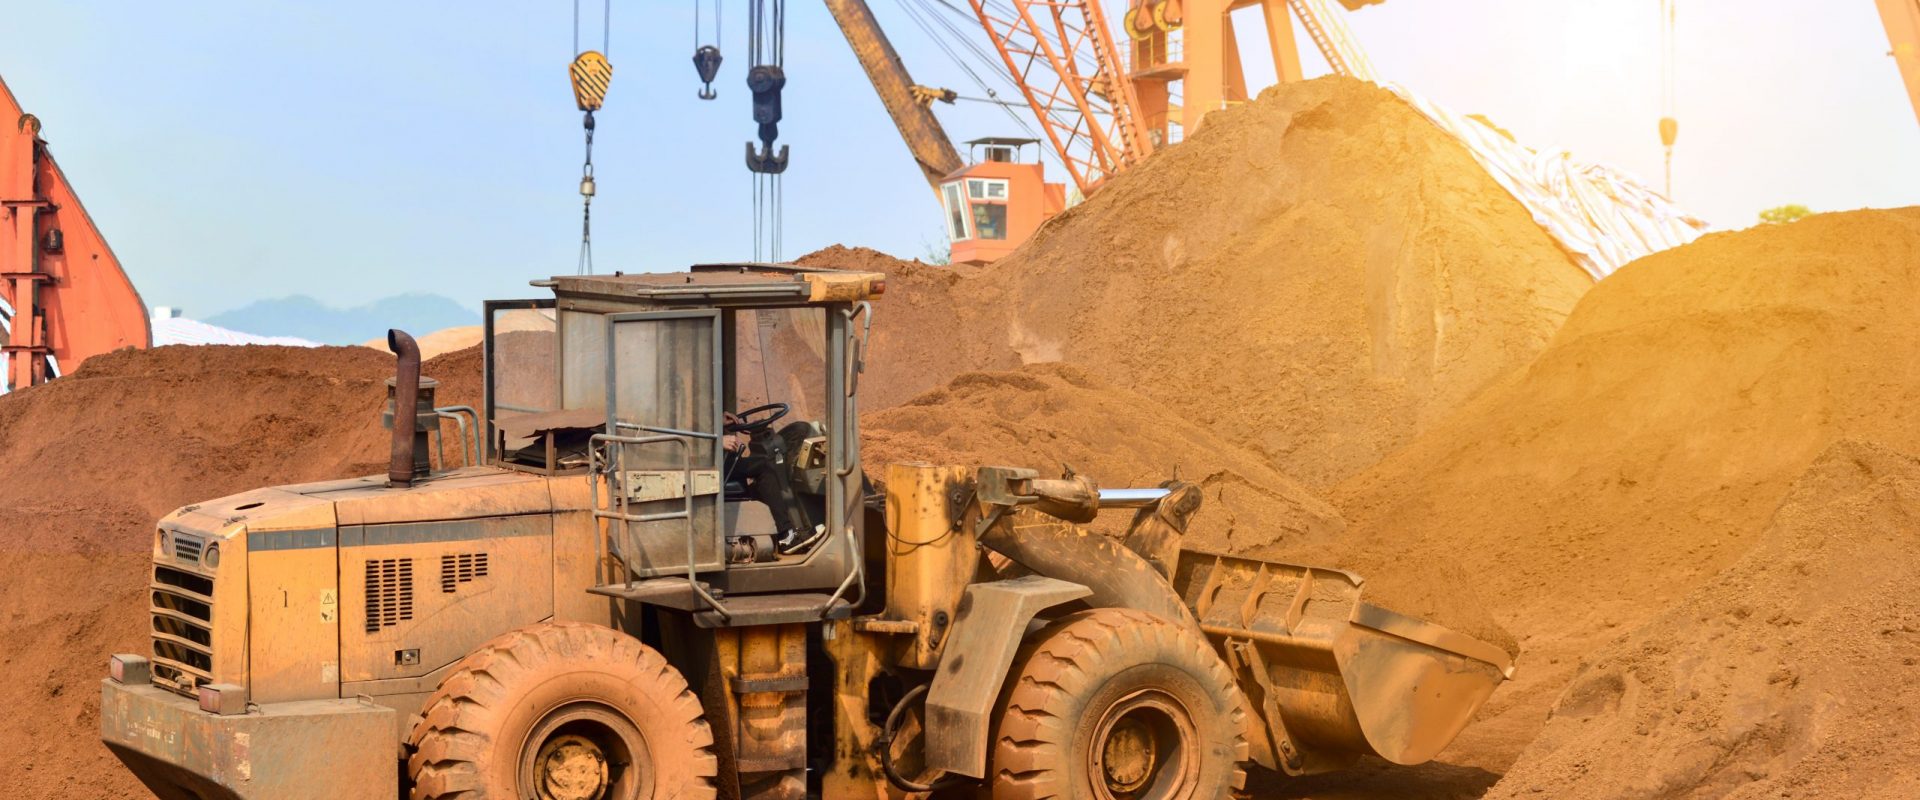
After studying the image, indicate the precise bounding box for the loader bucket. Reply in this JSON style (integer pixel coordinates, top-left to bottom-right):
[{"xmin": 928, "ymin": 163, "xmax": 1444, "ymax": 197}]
[{"xmin": 1173, "ymin": 550, "xmax": 1515, "ymax": 774}]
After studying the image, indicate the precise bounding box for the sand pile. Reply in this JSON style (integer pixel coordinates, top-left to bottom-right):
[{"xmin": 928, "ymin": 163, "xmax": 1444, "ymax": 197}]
[
  {"xmin": 0, "ymin": 344, "xmax": 479, "ymax": 800},
  {"xmin": 793, "ymin": 245, "xmax": 1018, "ymax": 410},
  {"xmin": 1325, "ymin": 208, "xmax": 1920, "ymax": 778},
  {"xmin": 828, "ymin": 76, "xmax": 1594, "ymax": 487},
  {"xmin": 863, "ymin": 363, "xmax": 1344, "ymax": 550},
  {"xmin": 862, "ymin": 363, "xmax": 1515, "ymax": 654},
  {"xmin": 1485, "ymin": 441, "xmax": 1920, "ymax": 799}
]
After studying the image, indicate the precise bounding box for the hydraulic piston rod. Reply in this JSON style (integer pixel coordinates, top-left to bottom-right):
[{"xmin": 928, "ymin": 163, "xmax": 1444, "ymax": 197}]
[{"xmin": 1097, "ymin": 487, "xmax": 1172, "ymax": 508}]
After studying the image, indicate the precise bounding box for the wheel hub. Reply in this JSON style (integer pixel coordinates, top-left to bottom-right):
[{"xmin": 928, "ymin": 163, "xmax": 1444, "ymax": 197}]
[
  {"xmin": 1089, "ymin": 690, "xmax": 1199, "ymax": 800},
  {"xmin": 1102, "ymin": 718, "xmax": 1158, "ymax": 792},
  {"xmin": 519, "ymin": 702, "xmax": 646, "ymax": 800},
  {"xmin": 536, "ymin": 734, "xmax": 609, "ymax": 800}
]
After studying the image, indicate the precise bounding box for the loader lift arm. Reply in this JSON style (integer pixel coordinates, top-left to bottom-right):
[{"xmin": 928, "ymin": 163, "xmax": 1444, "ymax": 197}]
[
  {"xmin": 1, "ymin": 76, "xmax": 148, "ymax": 391},
  {"xmin": 823, "ymin": 0, "xmax": 965, "ymax": 194}
]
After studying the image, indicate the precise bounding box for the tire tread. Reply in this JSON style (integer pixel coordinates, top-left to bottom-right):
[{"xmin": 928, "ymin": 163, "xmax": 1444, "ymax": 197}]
[{"xmin": 406, "ymin": 621, "xmax": 718, "ymax": 800}]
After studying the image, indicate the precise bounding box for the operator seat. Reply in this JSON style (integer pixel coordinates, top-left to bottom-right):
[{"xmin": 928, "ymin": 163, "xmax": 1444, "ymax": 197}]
[{"xmin": 722, "ymin": 406, "xmax": 828, "ymax": 556}]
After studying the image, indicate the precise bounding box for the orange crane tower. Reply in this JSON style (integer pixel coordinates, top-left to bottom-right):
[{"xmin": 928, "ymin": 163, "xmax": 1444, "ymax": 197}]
[
  {"xmin": 0, "ymin": 76, "xmax": 149, "ymax": 391},
  {"xmin": 965, "ymin": 0, "xmax": 1379, "ymax": 199}
]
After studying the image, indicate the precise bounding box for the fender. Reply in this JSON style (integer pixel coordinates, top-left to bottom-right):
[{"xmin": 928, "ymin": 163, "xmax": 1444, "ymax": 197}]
[{"xmin": 921, "ymin": 574, "xmax": 1091, "ymax": 778}]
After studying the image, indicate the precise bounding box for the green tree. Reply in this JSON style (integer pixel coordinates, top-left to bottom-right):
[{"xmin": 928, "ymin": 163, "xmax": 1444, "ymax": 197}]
[
  {"xmin": 1759, "ymin": 204, "xmax": 1813, "ymax": 225},
  {"xmin": 920, "ymin": 235, "xmax": 952, "ymax": 266}
]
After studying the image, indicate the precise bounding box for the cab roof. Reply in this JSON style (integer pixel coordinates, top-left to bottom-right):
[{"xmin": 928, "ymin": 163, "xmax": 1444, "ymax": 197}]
[{"xmin": 543, "ymin": 263, "xmax": 886, "ymax": 310}]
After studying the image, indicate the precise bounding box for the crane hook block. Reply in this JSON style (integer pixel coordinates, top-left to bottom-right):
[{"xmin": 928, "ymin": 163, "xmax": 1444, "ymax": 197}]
[
  {"xmin": 571, "ymin": 51, "xmax": 613, "ymax": 112},
  {"xmin": 694, "ymin": 46, "xmax": 723, "ymax": 100},
  {"xmin": 744, "ymin": 64, "xmax": 789, "ymax": 174},
  {"xmin": 1658, "ymin": 116, "xmax": 1679, "ymax": 148},
  {"xmin": 747, "ymin": 65, "xmax": 787, "ymax": 126},
  {"xmin": 745, "ymin": 141, "xmax": 790, "ymax": 175}
]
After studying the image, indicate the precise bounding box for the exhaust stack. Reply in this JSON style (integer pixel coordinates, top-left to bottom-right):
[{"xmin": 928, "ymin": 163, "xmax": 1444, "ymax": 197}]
[{"xmin": 384, "ymin": 329, "xmax": 436, "ymax": 487}]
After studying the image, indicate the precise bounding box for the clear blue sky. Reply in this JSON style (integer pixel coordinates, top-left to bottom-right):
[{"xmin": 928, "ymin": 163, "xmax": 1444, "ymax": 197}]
[{"xmin": 3, "ymin": 1, "xmax": 1915, "ymax": 318}]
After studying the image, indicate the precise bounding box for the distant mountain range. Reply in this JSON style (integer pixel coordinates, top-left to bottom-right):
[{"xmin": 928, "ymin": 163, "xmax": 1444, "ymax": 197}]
[{"xmin": 205, "ymin": 293, "xmax": 478, "ymax": 346}]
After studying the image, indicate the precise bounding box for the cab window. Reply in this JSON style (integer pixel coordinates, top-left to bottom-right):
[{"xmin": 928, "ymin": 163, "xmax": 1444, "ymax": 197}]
[
  {"xmin": 971, "ymin": 203, "xmax": 1008, "ymax": 241},
  {"xmin": 942, "ymin": 182, "xmax": 971, "ymax": 241}
]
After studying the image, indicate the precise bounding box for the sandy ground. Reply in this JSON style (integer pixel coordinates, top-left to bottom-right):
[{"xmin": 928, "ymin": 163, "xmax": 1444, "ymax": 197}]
[{"xmin": 6, "ymin": 76, "xmax": 1919, "ymax": 798}]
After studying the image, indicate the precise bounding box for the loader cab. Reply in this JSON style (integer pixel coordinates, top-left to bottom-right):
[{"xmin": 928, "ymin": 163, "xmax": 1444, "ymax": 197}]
[{"xmin": 479, "ymin": 264, "xmax": 883, "ymax": 618}]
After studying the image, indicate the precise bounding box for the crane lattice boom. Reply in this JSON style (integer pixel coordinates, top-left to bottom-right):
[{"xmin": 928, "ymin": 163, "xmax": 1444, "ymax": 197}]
[{"xmin": 967, "ymin": 0, "xmax": 1153, "ymax": 193}]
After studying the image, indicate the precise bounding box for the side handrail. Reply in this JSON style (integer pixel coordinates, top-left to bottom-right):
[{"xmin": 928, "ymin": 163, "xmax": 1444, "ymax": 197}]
[
  {"xmin": 433, "ymin": 406, "xmax": 480, "ymax": 467},
  {"xmin": 589, "ymin": 430, "xmax": 731, "ymax": 622},
  {"xmin": 822, "ymin": 302, "xmax": 874, "ymax": 616}
]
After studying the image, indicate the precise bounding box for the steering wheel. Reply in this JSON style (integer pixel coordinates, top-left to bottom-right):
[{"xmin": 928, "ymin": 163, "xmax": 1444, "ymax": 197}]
[{"xmin": 725, "ymin": 402, "xmax": 790, "ymax": 435}]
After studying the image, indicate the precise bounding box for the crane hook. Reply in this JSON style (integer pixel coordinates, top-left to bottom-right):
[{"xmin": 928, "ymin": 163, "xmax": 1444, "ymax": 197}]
[
  {"xmin": 745, "ymin": 64, "xmax": 789, "ymax": 174},
  {"xmin": 694, "ymin": 45, "xmax": 723, "ymax": 100}
]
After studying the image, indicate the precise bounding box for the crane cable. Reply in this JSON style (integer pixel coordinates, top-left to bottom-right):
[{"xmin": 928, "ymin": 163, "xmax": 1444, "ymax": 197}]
[
  {"xmin": 571, "ymin": 0, "xmax": 613, "ymax": 274},
  {"xmin": 694, "ymin": 0, "xmax": 723, "ymax": 99},
  {"xmin": 1659, "ymin": 0, "xmax": 1679, "ymax": 198},
  {"xmin": 747, "ymin": 0, "xmax": 788, "ymax": 261},
  {"xmin": 893, "ymin": 0, "xmax": 1047, "ymax": 158}
]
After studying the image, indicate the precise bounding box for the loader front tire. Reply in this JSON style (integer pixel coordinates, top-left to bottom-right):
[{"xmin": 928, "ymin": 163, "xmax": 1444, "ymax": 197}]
[
  {"xmin": 990, "ymin": 609, "xmax": 1249, "ymax": 800},
  {"xmin": 407, "ymin": 621, "xmax": 718, "ymax": 800}
]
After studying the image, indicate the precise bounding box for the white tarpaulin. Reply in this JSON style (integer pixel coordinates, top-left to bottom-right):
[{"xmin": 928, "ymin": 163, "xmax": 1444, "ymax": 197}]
[
  {"xmin": 1301, "ymin": 1, "xmax": 1708, "ymax": 281},
  {"xmin": 1388, "ymin": 87, "xmax": 1710, "ymax": 281},
  {"xmin": 151, "ymin": 316, "xmax": 320, "ymax": 348},
  {"xmin": 0, "ymin": 314, "xmax": 317, "ymax": 395}
]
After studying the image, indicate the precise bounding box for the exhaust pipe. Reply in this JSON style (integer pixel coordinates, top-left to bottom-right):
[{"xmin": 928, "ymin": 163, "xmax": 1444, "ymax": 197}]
[{"xmin": 387, "ymin": 329, "xmax": 423, "ymax": 488}]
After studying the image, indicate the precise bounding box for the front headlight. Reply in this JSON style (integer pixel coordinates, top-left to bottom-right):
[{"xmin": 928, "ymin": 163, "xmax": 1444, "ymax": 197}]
[{"xmin": 202, "ymin": 542, "xmax": 221, "ymax": 569}]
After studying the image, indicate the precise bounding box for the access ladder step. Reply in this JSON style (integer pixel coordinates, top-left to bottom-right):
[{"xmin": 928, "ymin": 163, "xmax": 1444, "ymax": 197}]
[{"xmin": 588, "ymin": 580, "xmax": 852, "ymax": 628}]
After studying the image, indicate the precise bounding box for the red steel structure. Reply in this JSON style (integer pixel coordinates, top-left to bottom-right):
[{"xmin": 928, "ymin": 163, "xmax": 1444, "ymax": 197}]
[
  {"xmin": 1, "ymin": 76, "xmax": 148, "ymax": 391},
  {"xmin": 964, "ymin": 0, "xmax": 1376, "ymax": 198},
  {"xmin": 967, "ymin": 0, "xmax": 1155, "ymax": 194}
]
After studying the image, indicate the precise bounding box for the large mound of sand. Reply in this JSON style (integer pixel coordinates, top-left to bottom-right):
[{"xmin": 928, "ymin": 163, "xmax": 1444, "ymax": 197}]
[
  {"xmin": 833, "ymin": 77, "xmax": 1593, "ymax": 487},
  {"xmin": 1486, "ymin": 441, "xmax": 1920, "ymax": 799},
  {"xmin": 9, "ymin": 75, "xmax": 1914, "ymax": 797},
  {"xmin": 0, "ymin": 345, "xmax": 479, "ymax": 800},
  {"xmin": 863, "ymin": 363, "xmax": 1515, "ymax": 655},
  {"xmin": 1330, "ymin": 207, "xmax": 1920, "ymax": 778},
  {"xmin": 864, "ymin": 363, "xmax": 1344, "ymax": 550},
  {"xmin": 793, "ymin": 245, "xmax": 1013, "ymax": 411}
]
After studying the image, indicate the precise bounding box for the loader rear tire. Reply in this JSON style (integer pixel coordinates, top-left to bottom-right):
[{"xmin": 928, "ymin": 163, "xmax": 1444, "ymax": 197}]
[
  {"xmin": 990, "ymin": 609, "xmax": 1249, "ymax": 800},
  {"xmin": 406, "ymin": 621, "xmax": 718, "ymax": 800}
]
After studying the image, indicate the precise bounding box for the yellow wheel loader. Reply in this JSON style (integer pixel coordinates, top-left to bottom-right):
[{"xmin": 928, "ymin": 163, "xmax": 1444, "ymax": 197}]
[{"xmin": 100, "ymin": 263, "xmax": 1515, "ymax": 799}]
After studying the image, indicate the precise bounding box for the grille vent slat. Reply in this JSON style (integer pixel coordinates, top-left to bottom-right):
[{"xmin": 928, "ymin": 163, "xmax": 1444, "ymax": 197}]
[
  {"xmin": 150, "ymin": 563, "xmax": 215, "ymax": 696},
  {"xmin": 440, "ymin": 553, "xmax": 490, "ymax": 593},
  {"xmin": 171, "ymin": 532, "xmax": 204, "ymax": 563},
  {"xmin": 365, "ymin": 558, "xmax": 415, "ymax": 633}
]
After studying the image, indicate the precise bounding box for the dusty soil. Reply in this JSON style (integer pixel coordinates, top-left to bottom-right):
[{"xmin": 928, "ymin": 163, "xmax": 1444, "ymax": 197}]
[
  {"xmin": 8, "ymin": 71, "xmax": 1919, "ymax": 800},
  {"xmin": 820, "ymin": 77, "xmax": 1594, "ymax": 488},
  {"xmin": 1481, "ymin": 440, "xmax": 1920, "ymax": 799},
  {"xmin": 793, "ymin": 245, "xmax": 1017, "ymax": 411},
  {"xmin": 862, "ymin": 363, "xmax": 1515, "ymax": 653},
  {"xmin": 0, "ymin": 345, "xmax": 480, "ymax": 800},
  {"xmin": 1327, "ymin": 207, "xmax": 1920, "ymax": 794},
  {"xmin": 864, "ymin": 363, "xmax": 1344, "ymax": 550}
]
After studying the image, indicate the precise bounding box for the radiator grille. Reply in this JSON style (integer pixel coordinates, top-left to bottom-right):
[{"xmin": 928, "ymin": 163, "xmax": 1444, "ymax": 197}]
[
  {"xmin": 365, "ymin": 558, "xmax": 415, "ymax": 633},
  {"xmin": 440, "ymin": 553, "xmax": 490, "ymax": 593},
  {"xmin": 171, "ymin": 532, "xmax": 204, "ymax": 564},
  {"xmin": 150, "ymin": 564, "xmax": 214, "ymax": 697}
]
